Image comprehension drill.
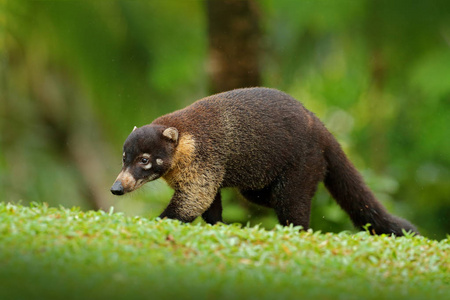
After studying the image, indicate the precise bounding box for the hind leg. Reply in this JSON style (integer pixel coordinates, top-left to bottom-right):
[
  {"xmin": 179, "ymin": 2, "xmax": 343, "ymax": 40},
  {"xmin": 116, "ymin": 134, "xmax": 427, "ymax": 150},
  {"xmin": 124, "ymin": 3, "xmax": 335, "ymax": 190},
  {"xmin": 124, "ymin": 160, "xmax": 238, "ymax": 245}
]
[
  {"xmin": 201, "ymin": 191, "xmax": 223, "ymax": 224},
  {"xmin": 271, "ymin": 169, "xmax": 322, "ymax": 229}
]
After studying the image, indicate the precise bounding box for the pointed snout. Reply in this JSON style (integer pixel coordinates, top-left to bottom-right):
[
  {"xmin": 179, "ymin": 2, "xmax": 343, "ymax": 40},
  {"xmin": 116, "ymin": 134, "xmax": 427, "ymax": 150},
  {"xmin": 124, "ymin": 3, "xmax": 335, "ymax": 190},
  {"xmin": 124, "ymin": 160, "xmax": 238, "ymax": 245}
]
[
  {"xmin": 111, "ymin": 168, "xmax": 138, "ymax": 195},
  {"xmin": 110, "ymin": 180, "xmax": 124, "ymax": 196}
]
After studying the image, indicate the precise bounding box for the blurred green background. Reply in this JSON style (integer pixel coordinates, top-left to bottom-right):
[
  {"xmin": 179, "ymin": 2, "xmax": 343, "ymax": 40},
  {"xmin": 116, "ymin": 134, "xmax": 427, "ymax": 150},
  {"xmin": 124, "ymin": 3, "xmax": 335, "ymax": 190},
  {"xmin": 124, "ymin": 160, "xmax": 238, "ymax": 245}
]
[{"xmin": 1, "ymin": 0, "xmax": 449, "ymax": 239}]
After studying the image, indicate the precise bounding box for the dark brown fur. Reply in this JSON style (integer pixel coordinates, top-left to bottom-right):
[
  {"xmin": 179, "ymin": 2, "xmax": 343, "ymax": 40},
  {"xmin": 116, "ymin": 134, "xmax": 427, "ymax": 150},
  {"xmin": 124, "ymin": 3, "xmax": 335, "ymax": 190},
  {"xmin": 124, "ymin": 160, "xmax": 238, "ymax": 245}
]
[{"xmin": 111, "ymin": 87, "xmax": 418, "ymax": 236}]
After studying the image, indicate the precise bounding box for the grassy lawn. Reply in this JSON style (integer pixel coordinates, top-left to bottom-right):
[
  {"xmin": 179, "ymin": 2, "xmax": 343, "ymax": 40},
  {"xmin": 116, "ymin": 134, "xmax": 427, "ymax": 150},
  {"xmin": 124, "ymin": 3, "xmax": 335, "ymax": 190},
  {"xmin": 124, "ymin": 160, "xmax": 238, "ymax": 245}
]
[{"xmin": 0, "ymin": 203, "xmax": 448, "ymax": 300}]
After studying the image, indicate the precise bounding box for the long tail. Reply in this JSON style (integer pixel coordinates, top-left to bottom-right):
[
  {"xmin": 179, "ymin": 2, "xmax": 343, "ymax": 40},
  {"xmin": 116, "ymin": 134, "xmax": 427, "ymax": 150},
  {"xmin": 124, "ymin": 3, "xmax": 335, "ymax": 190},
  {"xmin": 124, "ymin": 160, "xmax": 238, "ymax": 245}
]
[{"xmin": 322, "ymin": 134, "xmax": 418, "ymax": 236}]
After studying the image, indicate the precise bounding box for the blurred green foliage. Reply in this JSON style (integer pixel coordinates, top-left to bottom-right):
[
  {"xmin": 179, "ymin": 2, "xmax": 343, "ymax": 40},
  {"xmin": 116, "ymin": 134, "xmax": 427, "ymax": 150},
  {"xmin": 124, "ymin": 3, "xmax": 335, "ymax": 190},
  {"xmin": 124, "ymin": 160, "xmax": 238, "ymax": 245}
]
[{"xmin": 1, "ymin": 0, "xmax": 449, "ymax": 239}]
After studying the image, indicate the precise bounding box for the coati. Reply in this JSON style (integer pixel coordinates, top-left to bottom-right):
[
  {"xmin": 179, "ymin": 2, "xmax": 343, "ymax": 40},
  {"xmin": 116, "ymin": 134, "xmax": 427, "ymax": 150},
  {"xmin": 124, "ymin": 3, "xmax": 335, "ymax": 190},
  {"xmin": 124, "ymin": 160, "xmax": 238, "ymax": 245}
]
[{"xmin": 111, "ymin": 87, "xmax": 418, "ymax": 236}]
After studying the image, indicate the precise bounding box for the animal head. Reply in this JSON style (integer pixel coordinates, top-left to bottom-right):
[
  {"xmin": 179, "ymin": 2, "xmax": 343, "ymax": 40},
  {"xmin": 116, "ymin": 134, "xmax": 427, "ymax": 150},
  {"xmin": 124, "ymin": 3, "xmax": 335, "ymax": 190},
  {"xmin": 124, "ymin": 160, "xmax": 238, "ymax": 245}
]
[{"xmin": 110, "ymin": 125, "xmax": 178, "ymax": 195}]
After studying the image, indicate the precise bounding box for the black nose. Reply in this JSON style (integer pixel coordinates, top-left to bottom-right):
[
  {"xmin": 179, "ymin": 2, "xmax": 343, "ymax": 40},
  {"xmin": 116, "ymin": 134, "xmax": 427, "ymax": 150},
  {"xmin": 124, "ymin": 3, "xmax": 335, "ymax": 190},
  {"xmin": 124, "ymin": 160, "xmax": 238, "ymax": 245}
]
[{"xmin": 110, "ymin": 181, "xmax": 124, "ymax": 195}]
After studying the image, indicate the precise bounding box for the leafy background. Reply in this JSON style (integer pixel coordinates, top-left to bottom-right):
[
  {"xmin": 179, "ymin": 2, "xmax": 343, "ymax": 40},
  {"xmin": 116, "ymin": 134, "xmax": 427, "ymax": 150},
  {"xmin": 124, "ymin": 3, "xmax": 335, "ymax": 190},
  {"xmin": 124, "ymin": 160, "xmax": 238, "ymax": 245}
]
[{"xmin": 1, "ymin": 0, "xmax": 449, "ymax": 239}]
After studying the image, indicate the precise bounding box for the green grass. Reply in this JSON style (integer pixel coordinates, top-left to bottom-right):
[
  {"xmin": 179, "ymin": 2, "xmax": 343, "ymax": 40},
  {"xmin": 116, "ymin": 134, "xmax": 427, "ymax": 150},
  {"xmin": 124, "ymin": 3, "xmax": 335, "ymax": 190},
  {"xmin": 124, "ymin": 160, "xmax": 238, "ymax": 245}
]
[{"xmin": 0, "ymin": 203, "xmax": 448, "ymax": 300}]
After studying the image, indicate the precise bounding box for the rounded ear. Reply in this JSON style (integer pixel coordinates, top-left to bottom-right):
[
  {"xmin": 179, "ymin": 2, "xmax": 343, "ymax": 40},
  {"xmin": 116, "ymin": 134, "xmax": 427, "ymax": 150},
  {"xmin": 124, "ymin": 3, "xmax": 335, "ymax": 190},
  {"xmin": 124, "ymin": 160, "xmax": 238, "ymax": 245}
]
[
  {"xmin": 162, "ymin": 127, "xmax": 178, "ymax": 143},
  {"xmin": 132, "ymin": 126, "xmax": 138, "ymax": 132}
]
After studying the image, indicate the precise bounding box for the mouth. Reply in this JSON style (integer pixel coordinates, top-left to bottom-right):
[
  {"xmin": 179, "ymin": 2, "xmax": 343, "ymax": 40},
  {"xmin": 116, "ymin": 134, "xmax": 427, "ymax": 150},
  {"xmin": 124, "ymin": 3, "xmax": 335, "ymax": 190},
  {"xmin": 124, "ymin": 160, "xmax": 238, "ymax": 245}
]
[
  {"xmin": 133, "ymin": 174, "xmax": 161, "ymax": 190},
  {"xmin": 110, "ymin": 170, "xmax": 160, "ymax": 196},
  {"xmin": 133, "ymin": 178, "xmax": 148, "ymax": 191}
]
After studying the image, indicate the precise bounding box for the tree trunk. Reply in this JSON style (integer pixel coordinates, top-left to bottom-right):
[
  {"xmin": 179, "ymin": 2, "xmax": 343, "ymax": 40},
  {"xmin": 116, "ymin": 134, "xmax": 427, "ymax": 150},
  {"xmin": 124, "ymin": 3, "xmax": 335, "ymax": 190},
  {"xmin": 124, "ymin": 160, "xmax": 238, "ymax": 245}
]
[
  {"xmin": 206, "ymin": 0, "xmax": 265, "ymax": 223},
  {"xmin": 206, "ymin": 0, "xmax": 261, "ymax": 93}
]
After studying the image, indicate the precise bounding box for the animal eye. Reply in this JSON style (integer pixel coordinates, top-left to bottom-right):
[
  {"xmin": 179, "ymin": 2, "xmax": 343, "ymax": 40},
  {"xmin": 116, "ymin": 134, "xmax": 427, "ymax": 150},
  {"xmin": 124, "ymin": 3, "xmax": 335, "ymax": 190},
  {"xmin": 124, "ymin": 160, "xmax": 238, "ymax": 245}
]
[{"xmin": 140, "ymin": 157, "xmax": 149, "ymax": 164}]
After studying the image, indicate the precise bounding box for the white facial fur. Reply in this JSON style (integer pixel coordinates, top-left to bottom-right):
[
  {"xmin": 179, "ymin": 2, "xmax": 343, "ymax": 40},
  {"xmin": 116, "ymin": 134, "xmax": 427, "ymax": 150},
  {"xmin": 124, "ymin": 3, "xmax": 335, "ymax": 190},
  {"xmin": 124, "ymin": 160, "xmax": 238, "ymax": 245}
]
[
  {"xmin": 142, "ymin": 153, "xmax": 152, "ymax": 170},
  {"xmin": 156, "ymin": 158, "xmax": 163, "ymax": 165},
  {"xmin": 142, "ymin": 163, "xmax": 152, "ymax": 170}
]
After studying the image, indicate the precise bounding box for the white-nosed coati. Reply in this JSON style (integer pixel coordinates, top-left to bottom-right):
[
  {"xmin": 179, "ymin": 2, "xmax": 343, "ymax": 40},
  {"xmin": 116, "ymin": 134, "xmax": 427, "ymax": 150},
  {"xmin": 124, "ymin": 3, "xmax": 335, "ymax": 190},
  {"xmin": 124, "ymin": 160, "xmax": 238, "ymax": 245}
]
[{"xmin": 111, "ymin": 87, "xmax": 418, "ymax": 236}]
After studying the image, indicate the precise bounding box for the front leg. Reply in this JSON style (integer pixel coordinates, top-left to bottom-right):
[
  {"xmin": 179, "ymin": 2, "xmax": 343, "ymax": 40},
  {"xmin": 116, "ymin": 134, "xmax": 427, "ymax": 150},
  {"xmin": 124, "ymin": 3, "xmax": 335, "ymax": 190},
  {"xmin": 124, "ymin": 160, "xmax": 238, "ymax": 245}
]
[
  {"xmin": 160, "ymin": 159, "xmax": 225, "ymax": 223},
  {"xmin": 159, "ymin": 185, "xmax": 219, "ymax": 223},
  {"xmin": 201, "ymin": 191, "xmax": 223, "ymax": 224}
]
